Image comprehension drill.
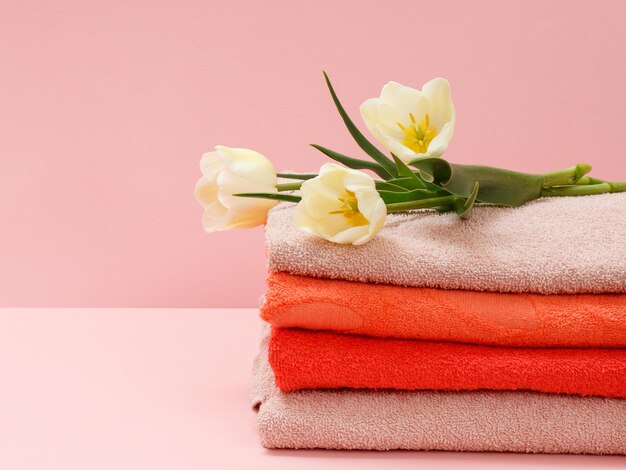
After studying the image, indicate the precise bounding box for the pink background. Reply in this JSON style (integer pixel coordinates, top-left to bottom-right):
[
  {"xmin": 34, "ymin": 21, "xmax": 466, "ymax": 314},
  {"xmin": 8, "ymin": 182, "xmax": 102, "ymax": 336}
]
[
  {"xmin": 2, "ymin": 0, "xmax": 626, "ymax": 307},
  {"xmin": 1, "ymin": 308, "xmax": 623, "ymax": 469}
]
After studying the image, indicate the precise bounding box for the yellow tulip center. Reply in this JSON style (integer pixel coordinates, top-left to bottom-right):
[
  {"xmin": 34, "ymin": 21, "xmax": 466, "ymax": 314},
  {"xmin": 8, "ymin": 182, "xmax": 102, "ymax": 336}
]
[
  {"xmin": 330, "ymin": 190, "xmax": 368, "ymax": 226},
  {"xmin": 397, "ymin": 113, "xmax": 438, "ymax": 154}
]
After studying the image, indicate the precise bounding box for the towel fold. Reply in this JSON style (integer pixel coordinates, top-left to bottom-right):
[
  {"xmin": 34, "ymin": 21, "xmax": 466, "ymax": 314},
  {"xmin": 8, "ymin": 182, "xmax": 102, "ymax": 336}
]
[
  {"xmin": 269, "ymin": 327, "xmax": 626, "ymax": 398},
  {"xmin": 252, "ymin": 328, "xmax": 626, "ymax": 453},
  {"xmin": 266, "ymin": 193, "xmax": 626, "ymax": 294},
  {"xmin": 262, "ymin": 271, "xmax": 626, "ymax": 347}
]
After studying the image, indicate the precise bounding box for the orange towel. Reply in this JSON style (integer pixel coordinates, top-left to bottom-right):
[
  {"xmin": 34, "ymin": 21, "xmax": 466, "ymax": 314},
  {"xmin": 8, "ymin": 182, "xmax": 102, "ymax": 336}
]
[
  {"xmin": 269, "ymin": 327, "xmax": 626, "ymax": 398},
  {"xmin": 261, "ymin": 272, "xmax": 626, "ymax": 347}
]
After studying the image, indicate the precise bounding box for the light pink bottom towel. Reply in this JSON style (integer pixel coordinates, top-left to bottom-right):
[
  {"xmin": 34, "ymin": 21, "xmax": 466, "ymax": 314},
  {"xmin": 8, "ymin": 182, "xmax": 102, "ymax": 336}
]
[{"xmin": 251, "ymin": 328, "xmax": 626, "ymax": 454}]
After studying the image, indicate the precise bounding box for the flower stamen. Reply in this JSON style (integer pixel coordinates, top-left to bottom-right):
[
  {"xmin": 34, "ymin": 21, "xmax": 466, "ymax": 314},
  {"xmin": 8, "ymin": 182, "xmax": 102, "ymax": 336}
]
[
  {"xmin": 330, "ymin": 190, "xmax": 368, "ymax": 226},
  {"xmin": 397, "ymin": 112, "xmax": 438, "ymax": 154}
]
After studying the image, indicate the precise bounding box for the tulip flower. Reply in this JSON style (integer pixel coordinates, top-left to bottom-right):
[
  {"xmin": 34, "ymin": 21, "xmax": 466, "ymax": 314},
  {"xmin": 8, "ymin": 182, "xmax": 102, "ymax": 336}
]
[
  {"xmin": 360, "ymin": 78, "xmax": 456, "ymax": 164},
  {"xmin": 294, "ymin": 163, "xmax": 387, "ymax": 245},
  {"xmin": 194, "ymin": 73, "xmax": 626, "ymax": 246},
  {"xmin": 194, "ymin": 146, "xmax": 278, "ymax": 232}
]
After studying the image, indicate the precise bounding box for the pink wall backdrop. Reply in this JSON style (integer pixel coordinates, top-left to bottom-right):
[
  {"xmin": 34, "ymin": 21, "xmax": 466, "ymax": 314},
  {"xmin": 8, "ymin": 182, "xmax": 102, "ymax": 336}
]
[{"xmin": 1, "ymin": 0, "xmax": 626, "ymax": 307}]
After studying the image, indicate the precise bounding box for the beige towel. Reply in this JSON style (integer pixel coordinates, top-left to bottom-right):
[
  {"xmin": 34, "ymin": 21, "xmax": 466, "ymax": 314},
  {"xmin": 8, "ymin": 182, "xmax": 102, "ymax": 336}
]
[
  {"xmin": 265, "ymin": 193, "xmax": 626, "ymax": 294},
  {"xmin": 251, "ymin": 328, "xmax": 626, "ymax": 453}
]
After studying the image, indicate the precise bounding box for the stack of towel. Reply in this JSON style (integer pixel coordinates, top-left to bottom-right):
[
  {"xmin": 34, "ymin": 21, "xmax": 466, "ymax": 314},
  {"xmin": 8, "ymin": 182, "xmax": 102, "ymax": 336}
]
[{"xmin": 251, "ymin": 192, "xmax": 626, "ymax": 454}]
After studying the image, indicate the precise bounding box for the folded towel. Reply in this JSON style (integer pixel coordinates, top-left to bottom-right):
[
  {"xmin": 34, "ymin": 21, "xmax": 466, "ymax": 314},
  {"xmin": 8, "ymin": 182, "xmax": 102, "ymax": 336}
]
[
  {"xmin": 269, "ymin": 327, "xmax": 626, "ymax": 398},
  {"xmin": 262, "ymin": 272, "xmax": 626, "ymax": 347},
  {"xmin": 266, "ymin": 193, "xmax": 626, "ymax": 294},
  {"xmin": 252, "ymin": 329, "xmax": 626, "ymax": 453}
]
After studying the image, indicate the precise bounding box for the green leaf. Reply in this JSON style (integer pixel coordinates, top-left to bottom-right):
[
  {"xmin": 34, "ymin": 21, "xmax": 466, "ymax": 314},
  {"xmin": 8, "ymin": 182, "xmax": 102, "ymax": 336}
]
[
  {"xmin": 409, "ymin": 157, "xmax": 452, "ymax": 184},
  {"xmin": 446, "ymin": 164, "xmax": 543, "ymax": 207},
  {"xmin": 323, "ymin": 72, "xmax": 398, "ymax": 178},
  {"xmin": 234, "ymin": 192, "xmax": 301, "ymax": 203},
  {"xmin": 311, "ymin": 144, "xmax": 392, "ymax": 179},
  {"xmin": 375, "ymin": 181, "xmax": 410, "ymax": 192},
  {"xmin": 386, "ymin": 194, "xmax": 456, "ymax": 213},
  {"xmin": 392, "ymin": 153, "xmax": 421, "ymax": 180},
  {"xmin": 277, "ymin": 173, "xmax": 317, "ymax": 180},
  {"xmin": 379, "ymin": 189, "xmax": 445, "ymax": 204},
  {"xmin": 411, "ymin": 158, "xmax": 544, "ymax": 207},
  {"xmin": 385, "ymin": 177, "xmax": 427, "ymax": 191},
  {"xmin": 453, "ymin": 181, "xmax": 479, "ymax": 219}
]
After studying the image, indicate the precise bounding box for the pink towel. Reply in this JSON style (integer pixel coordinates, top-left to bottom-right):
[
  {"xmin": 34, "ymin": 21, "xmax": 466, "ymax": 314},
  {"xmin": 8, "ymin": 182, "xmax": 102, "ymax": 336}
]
[
  {"xmin": 265, "ymin": 193, "xmax": 626, "ymax": 294},
  {"xmin": 252, "ymin": 328, "xmax": 626, "ymax": 453}
]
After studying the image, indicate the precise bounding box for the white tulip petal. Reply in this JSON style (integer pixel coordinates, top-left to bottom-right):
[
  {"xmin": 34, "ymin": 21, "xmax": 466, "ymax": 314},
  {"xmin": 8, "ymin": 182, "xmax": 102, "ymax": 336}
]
[
  {"xmin": 423, "ymin": 121, "xmax": 455, "ymax": 158},
  {"xmin": 293, "ymin": 203, "xmax": 318, "ymax": 235},
  {"xmin": 215, "ymin": 167, "xmax": 259, "ymax": 191},
  {"xmin": 329, "ymin": 225, "xmax": 370, "ymax": 244},
  {"xmin": 194, "ymin": 176, "xmax": 219, "ymax": 209},
  {"xmin": 368, "ymin": 199, "xmax": 387, "ymax": 231},
  {"xmin": 302, "ymin": 192, "xmax": 342, "ymax": 219},
  {"xmin": 421, "ymin": 78, "xmax": 453, "ymax": 129},
  {"xmin": 301, "ymin": 180, "xmax": 338, "ymax": 212},
  {"xmin": 353, "ymin": 188, "xmax": 383, "ymax": 221},
  {"xmin": 219, "ymin": 199, "xmax": 276, "ymax": 230},
  {"xmin": 380, "ymin": 82, "xmax": 429, "ymax": 119},
  {"xmin": 360, "ymin": 78, "xmax": 456, "ymax": 160},
  {"xmin": 216, "ymin": 168, "xmax": 276, "ymax": 208},
  {"xmin": 220, "ymin": 191, "xmax": 277, "ymax": 214},
  {"xmin": 293, "ymin": 164, "xmax": 386, "ymax": 245},
  {"xmin": 302, "ymin": 178, "xmax": 343, "ymax": 200},
  {"xmin": 201, "ymin": 200, "xmax": 228, "ymax": 232},
  {"xmin": 318, "ymin": 163, "xmax": 351, "ymax": 187},
  {"xmin": 384, "ymin": 137, "xmax": 420, "ymax": 163},
  {"xmin": 199, "ymin": 152, "xmax": 227, "ymax": 181},
  {"xmin": 342, "ymin": 166, "xmax": 376, "ymax": 184},
  {"xmin": 368, "ymin": 113, "xmax": 431, "ymax": 162},
  {"xmin": 360, "ymin": 99, "xmax": 405, "ymax": 145},
  {"xmin": 214, "ymin": 145, "xmax": 277, "ymax": 186},
  {"xmin": 360, "ymin": 103, "xmax": 387, "ymax": 147},
  {"xmin": 195, "ymin": 145, "xmax": 278, "ymax": 232},
  {"xmin": 319, "ymin": 215, "xmax": 360, "ymax": 238},
  {"xmin": 300, "ymin": 167, "xmax": 345, "ymax": 218},
  {"xmin": 375, "ymin": 120, "xmax": 405, "ymax": 142},
  {"xmin": 357, "ymin": 199, "xmax": 386, "ymax": 245},
  {"xmin": 294, "ymin": 205, "xmax": 355, "ymax": 241},
  {"xmin": 343, "ymin": 173, "xmax": 375, "ymax": 194}
]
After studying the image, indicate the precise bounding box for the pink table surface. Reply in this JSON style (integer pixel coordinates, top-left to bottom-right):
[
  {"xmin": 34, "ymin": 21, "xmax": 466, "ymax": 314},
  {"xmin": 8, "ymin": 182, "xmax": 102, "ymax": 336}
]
[{"xmin": 0, "ymin": 308, "xmax": 624, "ymax": 469}]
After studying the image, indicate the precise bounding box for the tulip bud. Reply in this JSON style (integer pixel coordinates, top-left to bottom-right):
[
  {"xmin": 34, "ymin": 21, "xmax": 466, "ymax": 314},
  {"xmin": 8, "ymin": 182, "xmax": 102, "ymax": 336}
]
[{"xmin": 194, "ymin": 146, "xmax": 278, "ymax": 232}]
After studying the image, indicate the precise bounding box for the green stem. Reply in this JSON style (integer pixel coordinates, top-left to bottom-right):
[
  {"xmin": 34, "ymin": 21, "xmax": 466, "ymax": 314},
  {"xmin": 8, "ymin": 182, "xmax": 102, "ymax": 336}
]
[
  {"xmin": 387, "ymin": 195, "xmax": 456, "ymax": 213},
  {"xmin": 234, "ymin": 192, "xmax": 301, "ymax": 203},
  {"xmin": 542, "ymin": 163, "xmax": 592, "ymax": 187},
  {"xmin": 277, "ymin": 172, "xmax": 317, "ymax": 180},
  {"xmin": 276, "ymin": 182, "xmax": 302, "ymax": 191},
  {"xmin": 541, "ymin": 181, "xmax": 626, "ymax": 197},
  {"xmin": 574, "ymin": 176, "xmax": 605, "ymax": 185}
]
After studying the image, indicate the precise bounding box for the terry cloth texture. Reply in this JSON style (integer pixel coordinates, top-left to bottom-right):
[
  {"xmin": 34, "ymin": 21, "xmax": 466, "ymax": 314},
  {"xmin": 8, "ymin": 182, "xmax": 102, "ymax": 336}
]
[
  {"xmin": 261, "ymin": 271, "xmax": 626, "ymax": 347},
  {"xmin": 268, "ymin": 327, "xmax": 626, "ymax": 398},
  {"xmin": 265, "ymin": 193, "xmax": 626, "ymax": 294},
  {"xmin": 252, "ymin": 329, "xmax": 626, "ymax": 453}
]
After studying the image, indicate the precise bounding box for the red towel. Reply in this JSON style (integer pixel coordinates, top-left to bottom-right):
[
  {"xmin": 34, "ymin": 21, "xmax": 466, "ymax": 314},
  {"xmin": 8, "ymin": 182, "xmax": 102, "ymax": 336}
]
[
  {"xmin": 269, "ymin": 327, "xmax": 626, "ymax": 398},
  {"xmin": 261, "ymin": 272, "xmax": 626, "ymax": 347}
]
